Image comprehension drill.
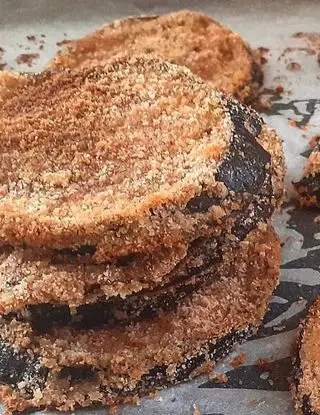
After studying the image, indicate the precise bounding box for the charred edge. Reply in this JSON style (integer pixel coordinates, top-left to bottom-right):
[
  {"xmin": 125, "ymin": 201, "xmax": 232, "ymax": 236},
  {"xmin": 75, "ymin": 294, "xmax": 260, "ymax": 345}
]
[
  {"xmin": 54, "ymin": 245, "xmax": 96, "ymax": 257},
  {"xmin": 185, "ymin": 192, "xmax": 221, "ymax": 213},
  {"xmin": 294, "ymin": 173, "xmax": 320, "ymax": 205},
  {"xmin": 15, "ymin": 277, "xmax": 209, "ymax": 331},
  {"xmin": 11, "ymin": 238, "xmax": 222, "ymax": 332},
  {"xmin": 0, "ymin": 340, "xmax": 48, "ymax": 397},
  {"xmin": 302, "ymin": 395, "xmax": 315, "ymax": 415},
  {"xmin": 217, "ymin": 99, "xmax": 270, "ymax": 193},
  {"xmin": 8, "ymin": 198, "xmax": 270, "ymax": 332},
  {"xmin": 186, "ymin": 99, "xmax": 270, "ymax": 214},
  {"xmin": 135, "ymin": 326, "xmax": 253, "ymax": 390},
  {"xmin": 0, "ymin": 327, "xmax": 252, "ymax": 400}
]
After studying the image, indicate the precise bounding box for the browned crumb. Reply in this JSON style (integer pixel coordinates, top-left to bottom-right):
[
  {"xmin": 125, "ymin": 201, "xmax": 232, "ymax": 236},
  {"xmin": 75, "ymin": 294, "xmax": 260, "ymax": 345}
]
[
  {"xmin": 26, "ymin": 35, "xmax": 36, "ymax": 42},
  {"xmin": 286, "ymin": 62, "xmax": 301, "ymax": 72},
  {"xmin": 275, "ymin": 85, "xmax": 284, "ymax": 94},
  {"xmin": 256, "ymin": 46, "xmax": 270, "ymax": 65},
  {"xmin": 0, "ymin": 226, "xmax": 280, "ymax": 414},
  {"xmin": 280, "ymin": 46, "xmax": 316, "ymax": 60},
  {"xmin": 49, "ymin": 10, "xmax": 262, "ymax": 102},
  {"xmin": 309, "ymin": 135, "xmax": 320, "ymax": 148},
  {"xmin": 231, "ymin": 352, "xmax": 247, "ymax": 368},
  {"xmin": 0, "ymin": 47, "xmax": 6, "ymax": 71},
  {"xmin": 197, "ymin": 361, "xmax": 214, "ymax": 376},
  {"xmin": 209, "ymin": 372, "xmax": 228, "ymax": 383},
  {"xmin": 0, "ymin": 55, "xmax": 284, "ymax": 259},
  {"xmin": 56, "ymin": 39, "xmax": 71, "ymax": 47},
  {"xmin": 292, "ymin": 296, "xmax": 320, "ymax": 413},
  {"xmin": 293, "ymin": 32, "xmax": 320, "ymax": 63},
  {"xmin": 193, "ymin": 406, "xmax": 201, "ymax": 415},
  {"xmin": 289, "ymin": 119, "xmax": 298, "ymax": 127},
  {"xmin": 15, "ymin": 53, "xmax": 39, "ymax": 67}
]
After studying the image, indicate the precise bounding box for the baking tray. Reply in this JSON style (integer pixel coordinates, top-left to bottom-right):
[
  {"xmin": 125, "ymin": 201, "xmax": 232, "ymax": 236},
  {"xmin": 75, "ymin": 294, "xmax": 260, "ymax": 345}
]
[{"xmin": 1, "ymin": 0, "xmax": 320, "ymax": 414}]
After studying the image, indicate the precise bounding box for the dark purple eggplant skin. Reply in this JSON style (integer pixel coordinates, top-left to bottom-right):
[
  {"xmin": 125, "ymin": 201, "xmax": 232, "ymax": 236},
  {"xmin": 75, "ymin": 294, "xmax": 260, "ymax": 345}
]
[{"xmin": 0, "ymin": 326, "xmax": 252, "ymax": 402}]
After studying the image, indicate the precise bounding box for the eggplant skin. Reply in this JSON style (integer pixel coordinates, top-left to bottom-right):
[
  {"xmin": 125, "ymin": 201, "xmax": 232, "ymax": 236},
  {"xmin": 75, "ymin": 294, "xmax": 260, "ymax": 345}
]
[
  {"xmin": 294, "ymin": 173, "xmax": 320, "ymax": 208},
  {"xmin": 0, "ymin": 340, "xmax": 48, "ymax": 396},
  {"xmin": 0, "ymin": 327, "xmax": 252, "ymax": 402}
]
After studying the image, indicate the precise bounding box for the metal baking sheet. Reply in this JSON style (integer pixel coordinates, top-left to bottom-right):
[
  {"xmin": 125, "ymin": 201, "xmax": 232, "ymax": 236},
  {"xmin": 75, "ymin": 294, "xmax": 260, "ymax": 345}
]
[{"xmin": 1, "ymin": 1, "xmax": 320, "ymax": 414}]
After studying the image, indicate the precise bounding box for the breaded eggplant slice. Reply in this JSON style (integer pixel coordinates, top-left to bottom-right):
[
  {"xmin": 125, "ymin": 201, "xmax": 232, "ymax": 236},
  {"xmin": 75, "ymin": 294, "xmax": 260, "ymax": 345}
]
[
  {"xmin": 0, "ymin": 56, "xmax": 284, "ymax": 261},
  {"xmin": 0, "ymin": 225, "xmax": 280, "ymax": 413},
  {"xmin": 294, "ymin": 143, "xmax": 320, "ymax": 207},
  {"xmin": 0, "ymin": 191, "xmax": 273, "ymax": 318},
  {"xmin": 292, "ymin": 296, "xmax": 320, "ymax": 414},
  {"xmin": 48, "ymin": 11, "xmax": 263, "ymax": 102}
]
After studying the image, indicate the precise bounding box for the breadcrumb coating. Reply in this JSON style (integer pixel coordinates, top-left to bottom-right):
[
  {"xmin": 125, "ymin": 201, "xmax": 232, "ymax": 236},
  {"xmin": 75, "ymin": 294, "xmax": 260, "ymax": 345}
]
[{"xmin": 49, "ymin": 10, "xmax": 262, "ymax": 102}]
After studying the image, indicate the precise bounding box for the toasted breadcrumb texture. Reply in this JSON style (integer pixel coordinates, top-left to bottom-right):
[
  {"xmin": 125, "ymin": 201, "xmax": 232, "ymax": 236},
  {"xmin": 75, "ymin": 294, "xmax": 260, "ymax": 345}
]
[
  {"xmin": 292, "ymin": 296, "xmax": 320, "ymax": 414},
  {"xmin": 49, "ymin": 10, "xmax": 261, "ymax": 102},
  {"xmin": 305, "ymin": 146, "xmax": 320, "ymax": 176},
  {"xmin": 0, "ymin": 56, "xmax": 283, "ymax": 260},
  {"xmin": 0, "ymin": 243, "xmax": 188, "ymax": 313},
  {"xmin": 0, "ymin": 225, "xmax": 280, "ymax": 413},
  {"xmin": 257, "ymin": 125, "xmax": 285, "ymax": 201},
  {"xmin": 294, "ymin": 144, "xmax": 320, "ymax": 207},
  {"xmin": 0, "ymin": 56, "xmax": 230, "ymax": 255}
]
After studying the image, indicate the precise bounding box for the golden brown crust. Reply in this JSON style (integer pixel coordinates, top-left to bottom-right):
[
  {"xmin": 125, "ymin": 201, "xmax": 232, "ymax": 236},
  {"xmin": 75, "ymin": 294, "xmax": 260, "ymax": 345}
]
[
  {"xmin": 294, "ymin": 145, "xmax": 320, "ymax": 207},
  {"xmin": 49, "ymin": 11, "xmax": 261, "ymax": 102},
  {"xmin": 0, "ymin": 55, "xmax": 230, "ymax": 257},
  {"xmin": 0, "ymin": 55, "xmax": 283, "ymax": 260},
  {"xmin": 0, "ymin": 225, "xmax": 280, "ymax": 412},
  {"xmin": 293, "ymin": 296, "xmax": 320, "ymax": 414},
  {"xmin": 304, "ymin": 146, "xmax": 320, "ymax": 177},
  {"xmin": 0, "ymin": 243, "xmax": 188, "ymax": 313}
]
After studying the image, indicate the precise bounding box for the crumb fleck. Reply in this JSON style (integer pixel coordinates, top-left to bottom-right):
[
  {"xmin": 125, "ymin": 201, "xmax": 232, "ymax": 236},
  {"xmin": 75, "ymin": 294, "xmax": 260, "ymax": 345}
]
[
  {"xmin": 56, "ymin": 39, "xmax": 71, "ymax": 47},
  {"xmin": 231, "ymin": 352, "xmax": 247, "ymax": 368},
  {"xmin": 26, "ymin": 35, "xmax": 36, "ymax": 42},
  {"xmin": 15, "ymin": 53, "xmax": 40, "ymax": 67},
  {"xmin": 309, "ymin": 135, "xmax": 320, "ymax": 148},
  {"xmin": 275, "ymin": 85, "xmax": 284, "ymax": 94},
  {"xmin": 315, "ymin": 215, "xmax": 320, "ymax": 224},
  {"xmin": 209, "ymin": 372, "xmax": 228, "ymax": 383},
  {"xmin": 0, "ymin": 47, "xmax": 6, "ymax": 70},
  {"xmin": 256, "ymin": 46, "xmax": 269, "ymax": 65},
  {"xmin": 286, "ymin": 62, "xmax": 301, "ymax": 72},
  {"xmin": 289, "ymin": 119, "xmax": 297, "ymax": 127}
]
